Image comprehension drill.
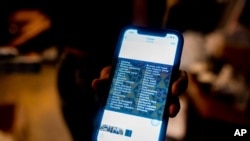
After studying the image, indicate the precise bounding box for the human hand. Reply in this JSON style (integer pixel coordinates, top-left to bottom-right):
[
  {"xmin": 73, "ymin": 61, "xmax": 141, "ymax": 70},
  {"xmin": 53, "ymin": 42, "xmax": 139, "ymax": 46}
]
[
  {"xmin": 8, "ymin": 9, "xmax": 51, "ymax": 47},
  {"xmin": 92, "ymin": 66, "xmax": 188, "ymax": 117}
]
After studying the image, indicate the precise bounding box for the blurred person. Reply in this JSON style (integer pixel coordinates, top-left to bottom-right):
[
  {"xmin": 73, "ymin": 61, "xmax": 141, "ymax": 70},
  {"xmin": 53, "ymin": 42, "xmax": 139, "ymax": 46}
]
[
  {"xmin": 179, "ymin": 0, "xmax": 250, "ymax": 140},
  {"xmin": 56, "ymin": 1, "xmax": 195, "ymax": 141},
  {"xmin": 0, "ymin": 1, "xmax": 188, "ymax": 141},
  {"xmin": 0, "ymin": 1, "xmax": 227, "ymax": 141},
  {"xmin": 55, "ymin": 0, "xmax": 172, "ymax": 141}
]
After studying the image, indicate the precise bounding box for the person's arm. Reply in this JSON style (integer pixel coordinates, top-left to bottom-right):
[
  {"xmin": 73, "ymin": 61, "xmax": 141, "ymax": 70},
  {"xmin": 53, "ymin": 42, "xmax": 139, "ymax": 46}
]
[{"xmin": 7, "ymin": 9, "xmax": 51, "ymax": 47}]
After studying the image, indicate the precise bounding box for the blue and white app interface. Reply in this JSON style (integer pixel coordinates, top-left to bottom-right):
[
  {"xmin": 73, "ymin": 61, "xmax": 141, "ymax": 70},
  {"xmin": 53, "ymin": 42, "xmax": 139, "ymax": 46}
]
[{"xmin": 97, "ymin": 29, "xmax": 179, "ymax": 141}]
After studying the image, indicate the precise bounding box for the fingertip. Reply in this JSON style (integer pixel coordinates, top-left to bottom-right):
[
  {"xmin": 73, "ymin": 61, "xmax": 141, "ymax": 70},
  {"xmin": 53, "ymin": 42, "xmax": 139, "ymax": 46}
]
[
  {"xmin": 168, "ymin": 103, "xmax": 180, "ymax": 117},
  {"xmin": 172, "ymin": 70, "xmax": 188, "ymax": 96},
  {"xmin": 91, "ymin": 78, "xmax": 99, "ymax": 91},
  {"xmin": 100, "ymin": 66, "xmax": 111, "ymax": 79}
]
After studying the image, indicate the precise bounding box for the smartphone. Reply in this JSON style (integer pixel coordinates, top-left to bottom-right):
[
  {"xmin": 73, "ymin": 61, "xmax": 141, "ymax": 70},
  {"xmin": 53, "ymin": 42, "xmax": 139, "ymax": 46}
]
[{"xmin": 94, "ymin": 25, "xmax": 184, "ymax": 141}]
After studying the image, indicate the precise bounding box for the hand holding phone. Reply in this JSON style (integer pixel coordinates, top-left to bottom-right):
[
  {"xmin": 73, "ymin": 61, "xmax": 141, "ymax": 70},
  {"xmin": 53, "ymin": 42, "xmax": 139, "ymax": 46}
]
[{"xmin": 93, "ymin": 25, "xmax": 184, "ymax": 141}]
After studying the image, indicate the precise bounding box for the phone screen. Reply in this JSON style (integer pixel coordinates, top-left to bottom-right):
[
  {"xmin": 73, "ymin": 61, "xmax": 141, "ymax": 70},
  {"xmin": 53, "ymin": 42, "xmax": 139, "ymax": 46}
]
[{"xmin": 95, "ymin": 26, "xmax": 183, "ymax": 141}]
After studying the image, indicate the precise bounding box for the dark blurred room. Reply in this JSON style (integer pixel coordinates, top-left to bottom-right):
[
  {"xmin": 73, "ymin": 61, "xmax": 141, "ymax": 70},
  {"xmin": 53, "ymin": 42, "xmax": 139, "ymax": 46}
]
[{"xmin": 0, "ymin": 0, "xmax": 250, "ymax": 141}]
